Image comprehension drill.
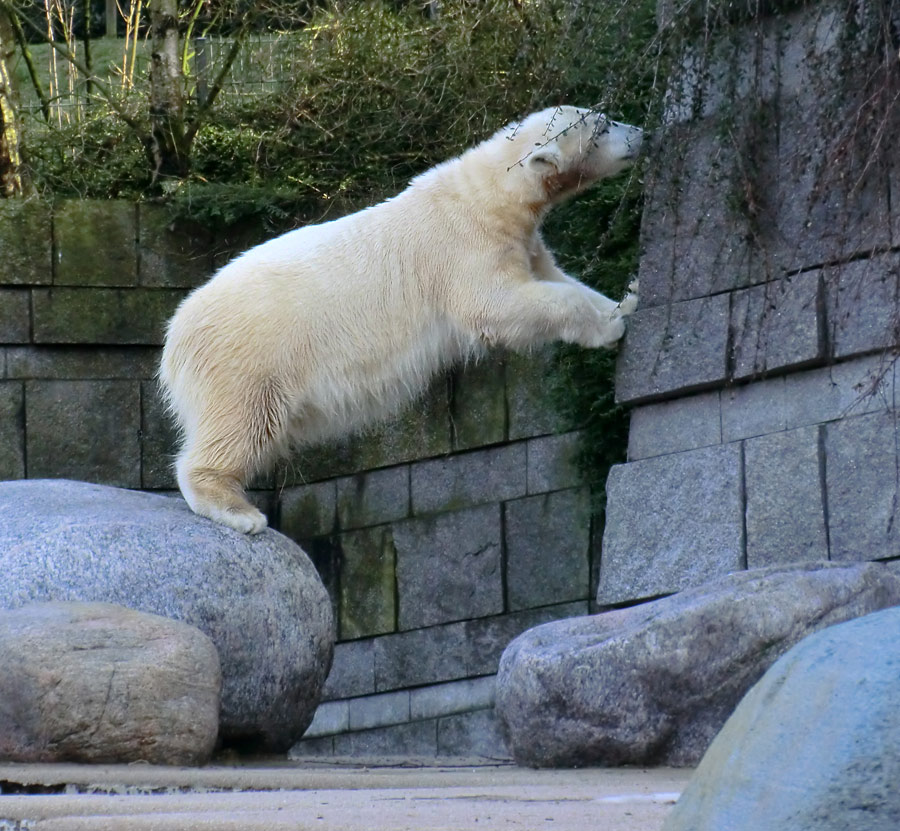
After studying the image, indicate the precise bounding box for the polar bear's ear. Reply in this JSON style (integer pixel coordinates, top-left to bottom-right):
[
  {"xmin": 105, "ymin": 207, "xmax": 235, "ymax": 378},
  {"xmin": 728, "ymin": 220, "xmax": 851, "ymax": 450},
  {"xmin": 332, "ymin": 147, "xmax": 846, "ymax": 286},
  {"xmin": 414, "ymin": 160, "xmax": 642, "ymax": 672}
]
[{"xmin": 527, "ymin": 146, "xmax": 561, "ymax": 174}]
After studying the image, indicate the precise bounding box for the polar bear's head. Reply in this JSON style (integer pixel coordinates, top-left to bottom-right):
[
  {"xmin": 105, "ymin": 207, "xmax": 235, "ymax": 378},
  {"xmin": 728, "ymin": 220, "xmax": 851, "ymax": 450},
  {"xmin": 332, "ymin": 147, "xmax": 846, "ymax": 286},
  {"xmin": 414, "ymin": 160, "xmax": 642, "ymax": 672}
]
[{"xmin": 488, "ymin": 106, "xmax": 643, "ymax": 209}]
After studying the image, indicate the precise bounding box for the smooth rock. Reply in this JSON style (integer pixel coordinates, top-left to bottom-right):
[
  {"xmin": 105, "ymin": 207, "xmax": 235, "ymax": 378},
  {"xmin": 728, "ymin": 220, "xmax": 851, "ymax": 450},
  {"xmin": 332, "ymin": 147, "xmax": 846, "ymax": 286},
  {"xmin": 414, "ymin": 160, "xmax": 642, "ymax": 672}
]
[
  {"xmin": 495, "ymin": 562, "xmax": 900, "ymax": 767},
  {"xmin": 0, "ymin": 480, "xmax": 335, "ymax": 751},
  {"xmin": 665, "ymin": 607, "xmax": 900, "ymax": 831},
  {"xmin": 0, "ymin": 601, "xmax": 220, "ymax": 765}
]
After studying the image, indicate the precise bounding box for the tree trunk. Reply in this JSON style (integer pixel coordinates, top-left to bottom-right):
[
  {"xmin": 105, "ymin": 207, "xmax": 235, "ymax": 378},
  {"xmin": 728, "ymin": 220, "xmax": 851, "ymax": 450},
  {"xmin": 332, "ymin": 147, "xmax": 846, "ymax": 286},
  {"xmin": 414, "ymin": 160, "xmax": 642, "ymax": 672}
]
[
  {"xmin": 148, "ymin": 0, "xmax": 189, "ymax": 183},
  {"xmin": 0, "ymin": 9, "xmax": 24, "ymax": 196}
]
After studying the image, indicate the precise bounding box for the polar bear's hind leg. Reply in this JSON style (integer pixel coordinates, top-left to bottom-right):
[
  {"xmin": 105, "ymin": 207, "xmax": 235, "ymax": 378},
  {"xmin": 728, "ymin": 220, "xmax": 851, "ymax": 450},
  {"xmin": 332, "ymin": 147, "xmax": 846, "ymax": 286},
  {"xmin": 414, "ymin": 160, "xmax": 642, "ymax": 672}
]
[
  {"xmin": 176, "ymin": 455, "xmax": 268, "ymax": 534},
  {"xmin": 173, "ymin": 379, "xmax": 288, "ymax": 535}
]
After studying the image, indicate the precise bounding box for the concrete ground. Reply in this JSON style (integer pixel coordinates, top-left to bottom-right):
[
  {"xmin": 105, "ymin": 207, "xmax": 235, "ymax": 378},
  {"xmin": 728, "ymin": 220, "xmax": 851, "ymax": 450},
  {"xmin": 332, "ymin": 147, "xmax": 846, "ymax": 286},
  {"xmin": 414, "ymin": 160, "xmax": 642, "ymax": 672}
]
[{"xmin": 0, "ymin": 760, "xmax": 692, "ymax": 831}]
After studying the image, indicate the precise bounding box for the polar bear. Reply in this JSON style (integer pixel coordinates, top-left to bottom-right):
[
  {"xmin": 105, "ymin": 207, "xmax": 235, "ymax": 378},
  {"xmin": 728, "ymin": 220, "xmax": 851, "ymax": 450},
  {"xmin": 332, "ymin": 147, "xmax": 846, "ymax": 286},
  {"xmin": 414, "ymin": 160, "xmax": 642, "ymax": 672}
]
[{"xmin": 160, "ymin": 106, "xmax": 642, "ymax": 534}]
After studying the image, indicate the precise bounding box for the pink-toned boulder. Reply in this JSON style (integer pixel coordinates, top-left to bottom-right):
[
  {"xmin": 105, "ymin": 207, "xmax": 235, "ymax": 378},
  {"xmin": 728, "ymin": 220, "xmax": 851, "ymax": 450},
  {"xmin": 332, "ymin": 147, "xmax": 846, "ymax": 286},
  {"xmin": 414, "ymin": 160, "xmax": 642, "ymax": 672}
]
[{"xmin": 0, "ymin": 601, "xmax": 221, "ymax": 765}]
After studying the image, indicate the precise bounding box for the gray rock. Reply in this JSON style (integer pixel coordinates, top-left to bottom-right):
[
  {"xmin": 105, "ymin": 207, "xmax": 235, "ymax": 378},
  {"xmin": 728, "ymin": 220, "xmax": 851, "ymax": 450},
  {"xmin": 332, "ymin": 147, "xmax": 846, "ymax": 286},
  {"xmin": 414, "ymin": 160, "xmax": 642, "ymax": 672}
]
[
  {"xmin": 600, "ymin": 443, "xmax": 744, "ymax": 605},
  {"xmin": 0, "ymin": 479, "xmax": 334, "ymax": 752},
  {"xmin": 393, "ymin": 504, "xmax": 503, "ymax": 630},
  {"xmin": 729, "ymin": 271, "xmax": 824, "ymax": 380},
  {"xmin": 827, "ymin": 253, "xmax": 900, "ymax": 359},
  {"xmin": 504, "ymin": 489, "xmax": 591, "ymax": 610},
  {"xmin": 826, "ymin": 410, "xmax": 900, "ymax": 562},
  {"xmin": 25, "ymin": 380, "xmax": 141, "ymax": 487},
  {"xmin": 614, "ymin": 293, "xmax": 730, "ymax": 405},
  {"xmin": 744, "ymin": 425, "xmax": 829, "ymax": 567},
  {"xmin": 664, "ymin": 607, "xmax": 900, "ymax": 831},
  {"xmin": 495, "ymin": 562, "xmax": 900, "ymax": 768},
  {"xmin": 627, "ymin": 391, "xmax": 721, "ymax": 461},
  {"xmin": 0, "ymin": 601, "xmax": 220, "ymax": 765}
]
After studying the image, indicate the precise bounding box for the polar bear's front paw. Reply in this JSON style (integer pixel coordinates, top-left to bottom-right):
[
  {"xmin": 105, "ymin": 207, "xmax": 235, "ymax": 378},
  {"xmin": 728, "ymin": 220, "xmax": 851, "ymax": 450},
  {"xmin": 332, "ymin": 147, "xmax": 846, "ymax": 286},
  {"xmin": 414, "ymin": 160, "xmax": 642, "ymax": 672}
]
[
  {"xmin": 596, "ymin": 313, "xmax": 627, "ymax": 348},
  {"xmin": 616, "ymin": 279, "xmax": 639, "ymax": 317}
]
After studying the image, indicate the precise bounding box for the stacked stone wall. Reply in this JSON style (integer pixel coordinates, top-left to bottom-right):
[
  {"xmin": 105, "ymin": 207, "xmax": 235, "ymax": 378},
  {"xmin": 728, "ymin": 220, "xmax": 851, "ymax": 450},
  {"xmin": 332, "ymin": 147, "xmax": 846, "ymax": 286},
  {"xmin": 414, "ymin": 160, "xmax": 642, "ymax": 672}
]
[
  {"xmin": 603, "ymin": 2, "xmax": 900, "ymax": 605},
  {"xmin": 0, "ymin": 198, "xmax": 597, "ymax": 758}
]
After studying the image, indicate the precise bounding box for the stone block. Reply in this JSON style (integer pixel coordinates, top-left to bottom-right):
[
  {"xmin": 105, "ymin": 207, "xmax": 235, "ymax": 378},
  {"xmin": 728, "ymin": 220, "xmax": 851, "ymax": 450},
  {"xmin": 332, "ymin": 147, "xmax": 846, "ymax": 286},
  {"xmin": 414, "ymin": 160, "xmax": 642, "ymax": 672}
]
[
  {"xmin": 138, "ymin": 204, "xmax": 214, "ymax": 288},
  {"xmin": 615, "ymin": 293, "xmax": 730, "ymax": 404},
  {"xmin": 0, "ymin": 201, "xmax": 52, "ymax": 286},
  {"xmin": 25, "ymin": 380, "xmax": 141, "ymax": 487},
  {"xmin": 302, "ymin": 700, "xmax": 349, "ymax": 738},
  {"xmin": 371, "ymin": 603, "xmax": 588, "ymax": 693},
  {"xmin": 332, "ymin": 720, "xmax": 437, "ymax": 758},
  {"xmin": 354, "ymin": 378, "xmax": 452, "ymax": 469},
  {"xmin": 280, "ymin": 480, "xmax": 337, "ymax": 540},
  {"xmin": 647, "ymin": 17, "xmax": 891, "ymax": 301},
  {"xmin": 282, "ymin": 437, "xmax": 358, "ymax": 485},
  {"xmin": 437, "ymin": 708, "xmax": 511, "ymax": 760},
  {"xmin": 411, "ymin": 444, "xmax": 526, "ymax": 516},
  {"xmin": 348, "ymin": 690, "xmax": 410, "ymax": 731},
  {"xmin": 463, "ymin": 601, "xmax": 589, "ymax": 677},
  {"xmin": 338, "ymin": 526, "xmax": 397, "ymax": 640},
  {"xmin": 730, "ymin": 271, "xmax": 825, "ymax": 380},
  {"xmin": 721, "ymin": 377, "xmax": 787, "ymax": 442},
  {"xmin": 374, "ymin": 621, "xmax": 469, "ymax": 691},
  {"xmin": 336, "ymin": 466, "xmax": 409, "ymax": 530},
  {"xmin": 410, "ymin": 675, "xmax": 496, "ymax": 721},
  {"xmin": 140, "ymin": 380, "xmax": 177, "ymax": 489},
  {"xmin": 5, "ymin": 346, "xmax": 161, "ymax": 379},
  {"xmin": 288, "ymin": 734, "xmax": 335, "ymax": 757},
  {"xmin": 639, "ymin": 126, "xmax": 762, "ymax": 308},
  {"xmin": 661, "ymin": 5, "xmax": 844, "ymax": 125},
  {"xmin": 394, "ymin": 505, "xmax": 503, "ymax": 630},
  {"xmin": 302, "ymin": 537, "xmax": 341, "ymax": 614},
  {"xmin": 54, "ymin": 200, "xmax": 137, "ymax": 287},
  {"xmin": 0, "ymin": 382, "xmax": 24, "ymax": 479},
  {"xmin": 450, "ymin": 355, "xmax": 507, "ymax": 450},
  {"xmin": 762, "ymin": 105, "xmax": 892, "ymax": 274},
  {"xmin": 0, "ymin": 289, "xmax": 30, "ymax": 343},
  {"xmin": 628, "ymin": 392, "xmax": 722, "ymax": 460},
  {"xmin": 826, "ymin": 411, "xmax": 900, "ymax": 562},
  {"xmin": 32, "ymin": 287, "xmax": 184, "ymax": 345},
  {"xmin": 893, "ymin": 110, "xmax": 900, "ymax": 247},
  {"xmin": 505, "ymin": 489, "xmax": 591, "ymax": 611},
  {"xmin": 323, "ymin": 639, "xmax": 376, "ymax": 701},
  {"xmin": 600, "ymin": 444, "xmax": 745, "ymax": 605},
  {"xmin": 782, "ymin": 355, "xmax": 895, "ymax": 430},
  {"xmin": 826, "ymin": 253, "xmax": 900, "ymax": 359},
  {"xmin": 744, "ymin": 426, "xmax": 829, "ymax": 567},
  {"xmin": 506, "ymin": 347, "xmax": 567, "ymax": 440},
  {"xmin": 526, "ymin": 432, "xmax": 583, "ymax": 493}
]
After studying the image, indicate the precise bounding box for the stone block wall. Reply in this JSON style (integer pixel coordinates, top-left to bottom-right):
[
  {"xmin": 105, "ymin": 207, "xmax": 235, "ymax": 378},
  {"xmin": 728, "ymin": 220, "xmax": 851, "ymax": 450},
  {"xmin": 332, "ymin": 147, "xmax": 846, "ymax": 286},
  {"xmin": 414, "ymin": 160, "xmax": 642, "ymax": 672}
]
[
  {"xmin": 0, "ymin": 198, "xmax": 597, "ymax": 759},
  {"xmin": 602, "ymin": 1, "xmax": 900, "ymax": 605}
]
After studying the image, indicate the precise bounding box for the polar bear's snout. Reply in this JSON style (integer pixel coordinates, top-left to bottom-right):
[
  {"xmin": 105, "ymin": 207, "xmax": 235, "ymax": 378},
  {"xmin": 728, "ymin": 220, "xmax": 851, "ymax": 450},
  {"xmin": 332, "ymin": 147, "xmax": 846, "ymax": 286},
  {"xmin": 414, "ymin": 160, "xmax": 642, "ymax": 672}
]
[{"xmin": 605, "ymin": 119, "xmax": 644, "ymax": 161}]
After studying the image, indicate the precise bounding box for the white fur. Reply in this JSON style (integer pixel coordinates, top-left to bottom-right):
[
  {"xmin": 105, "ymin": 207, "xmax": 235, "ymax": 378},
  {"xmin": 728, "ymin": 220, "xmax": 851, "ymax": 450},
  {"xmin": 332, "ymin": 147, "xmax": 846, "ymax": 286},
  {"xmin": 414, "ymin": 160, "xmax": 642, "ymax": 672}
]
[{"xmin": 160, "ymin": 106, "xmax": 642, "ymax": 533}]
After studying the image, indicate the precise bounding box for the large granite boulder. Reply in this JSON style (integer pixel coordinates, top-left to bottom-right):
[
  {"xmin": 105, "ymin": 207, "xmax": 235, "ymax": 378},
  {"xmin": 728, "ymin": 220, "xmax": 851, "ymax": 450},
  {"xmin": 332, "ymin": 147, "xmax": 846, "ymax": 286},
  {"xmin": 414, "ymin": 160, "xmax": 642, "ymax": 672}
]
[
  {"xmin": 665, "ymin": 606, "xmax": 900, "ymax": 830},
  {"xmin": 0, "ymin": 601, "xmax": 220, "ymax": 765},
  {"xmin": 0, "ymin": 480, "xmax": 335, "ymax": 752},
  {"xmin": 496, "ymin": 562, "xmax": 900, "ymax": 767}
]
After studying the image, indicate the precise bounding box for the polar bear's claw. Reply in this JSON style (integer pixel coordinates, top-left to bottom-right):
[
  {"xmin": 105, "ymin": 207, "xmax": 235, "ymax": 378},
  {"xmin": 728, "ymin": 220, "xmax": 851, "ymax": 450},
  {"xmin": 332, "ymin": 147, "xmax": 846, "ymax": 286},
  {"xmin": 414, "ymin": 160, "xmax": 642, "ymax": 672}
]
[{"xmin": 616, "ymin": 281, "xmax": 639, "ymax": 317}]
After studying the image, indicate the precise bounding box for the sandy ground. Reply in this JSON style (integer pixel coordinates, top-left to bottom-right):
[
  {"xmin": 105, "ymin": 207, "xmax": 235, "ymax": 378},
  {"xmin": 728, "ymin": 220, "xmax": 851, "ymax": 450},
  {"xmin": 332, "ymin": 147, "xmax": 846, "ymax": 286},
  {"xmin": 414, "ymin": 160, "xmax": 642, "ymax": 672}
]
[{"xmin": 0, "ymin": 760, "xmax": 692, "ymax": 831}]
